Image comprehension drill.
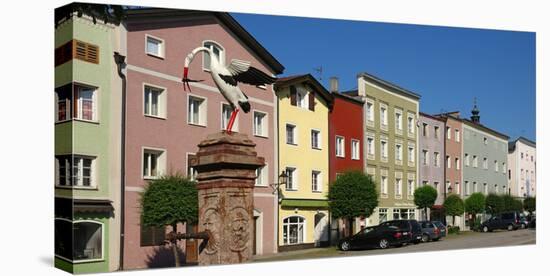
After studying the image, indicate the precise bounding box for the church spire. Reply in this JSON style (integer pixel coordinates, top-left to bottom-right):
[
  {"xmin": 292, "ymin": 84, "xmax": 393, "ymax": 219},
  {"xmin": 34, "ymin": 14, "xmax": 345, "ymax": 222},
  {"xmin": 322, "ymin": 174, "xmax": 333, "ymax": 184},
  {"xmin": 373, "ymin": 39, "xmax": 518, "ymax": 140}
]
[{"xmin": 471, "ymin": 97, "xmax": 480, "ymax": 123}]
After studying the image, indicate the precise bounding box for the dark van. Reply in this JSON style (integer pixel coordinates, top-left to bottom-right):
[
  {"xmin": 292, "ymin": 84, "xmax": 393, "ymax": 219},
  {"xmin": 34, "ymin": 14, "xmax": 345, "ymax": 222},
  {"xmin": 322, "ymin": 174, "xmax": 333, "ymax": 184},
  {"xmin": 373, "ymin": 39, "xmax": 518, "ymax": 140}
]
[{"xmin": 480, "ymin": 211, "xmax": 521, "ymax": 232}]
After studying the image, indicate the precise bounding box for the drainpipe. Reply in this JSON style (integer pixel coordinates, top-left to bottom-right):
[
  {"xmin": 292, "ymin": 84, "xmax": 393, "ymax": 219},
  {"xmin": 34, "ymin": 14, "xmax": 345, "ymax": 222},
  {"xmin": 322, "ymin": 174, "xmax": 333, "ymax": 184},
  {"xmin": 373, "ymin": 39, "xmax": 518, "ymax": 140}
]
[
  {"xmin": 114, "ymin": 52, "xmax": 126, "ymax": 271},
  {"xmin": 443, "ymin": 117, "xmax": 447, "ymax": 225}
]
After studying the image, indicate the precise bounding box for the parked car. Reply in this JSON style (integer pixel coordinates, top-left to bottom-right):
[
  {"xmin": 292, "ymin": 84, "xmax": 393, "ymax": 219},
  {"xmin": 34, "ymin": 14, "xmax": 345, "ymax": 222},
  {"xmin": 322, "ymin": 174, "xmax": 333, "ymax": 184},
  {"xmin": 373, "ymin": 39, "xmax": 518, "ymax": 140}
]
[
  {"xmin": 432, "ymin": 221, "xmax": 447, "ymax": 238},
  {"xmin": 379, "ymin": 219, "xmax": 422, "ymax": 244},
  {"xmin": 519, "ymin": 215, "xmax": 529, "ymax": 229},
  {"xmin": 418, "ymin": 221, "xmax": 444, "ymax": 242},
  {"xmin": 338, "ymin": 223, "xmax": 410, "ymax": 251},
  {"xmin": 480, "ymin": 211, "xmax": 521, "ymax": 232},
  {"xmin": 528, "ymin": 217, "xmax": 536, "ymax": 229}
]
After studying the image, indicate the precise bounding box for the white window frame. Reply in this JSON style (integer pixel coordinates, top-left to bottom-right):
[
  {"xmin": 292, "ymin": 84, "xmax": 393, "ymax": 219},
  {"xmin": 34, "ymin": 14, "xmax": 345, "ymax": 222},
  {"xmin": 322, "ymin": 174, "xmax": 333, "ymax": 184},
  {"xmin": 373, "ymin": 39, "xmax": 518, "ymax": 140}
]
[
  {"xmin": 143, "ymin": 83, "xmax": 167, "ymax": 119},
  {"xmin": 296, "ymin": 88, "xmax": 309, "ymax": 109},
  {"xmin": 187, "ymin": 94, "xmax": 207, "ymax": 126},
  {"xmin": 465, "ymin": 153, "xmax": 470, "ymax": 167},
  {"xmin": 252, "ymin": 110, "xmax": 268, "ymax": 137},
  {"xmin": 446, "ymin": 155, "xmax": 451, "ymax": 169},
  {"xmin": 381, "ymin": 176, "xmax": 388, "ymax": 197},
  {"xmin": 395, "ymin": 178, "xmax": 403, "ymax": 198},
  {"xmin": 285, "ymin": 167, "xmax": 297, "ymax": 190},
  {"xmin": 455, "ymin": 157, "xmax": 460, "ymax": 171},
  {"xmin": 145, "ymin": 34, "xmax": 165, "ymax": 59},
  {"xmin": 407, "ymin": 179, "xmax": 415, "ymax": 197},
  {"xmin": 55, "ymin": 218, "xmax": 105, "ymax": 264},
  {"xmin": 186, "ymin": 152, "xmax": 197, "ymax": 181},
  {"xmin": 74, "ymin": 83, "xmax": 98, "ymax": 122},
  {"xmin": 142, "ymin": 147, "xmax": 166, "ymax": 180},
  {"xmin": 483, "ymin": 157, "xmax": 488, "ymax": 170},
  {"xmin": 336, "ymin": 136, "xmax": 345, "ymax": 157},
  {"xmin": 395, "ymin": 143, "xmax": 403, "ymax": 161},
  {"xmin": 221, "ymin": 103, "xmax": 239, "ymax": 132},
  {"xmin": 311, "ymin": 129, "xmax": 322, "ymax": 150},
  {"xmin": 202, "ymin": 40, "xmax": 225, "ymax": 71},
  {"xmin": 455, "ymin": 129, "xmax": 460, "ymax": 142},
  {"xmin": 366, "ymin": 133, "xmax": 375, "ymax": 159},
  {"xmin": 434, "ymin": 152, "xmax": 440, "ymax": 167},
  {"xmin": 380, "ymin": 104, "xmax": 388, "ymax": 127},
  {"xmin": 473, "ymin": 155, "xmax": 478, "ymax": 168},
  {"xmin": 282, "ymin": 216, "xmax": 306, "ymax": 245},
  {"xmin": 446, "ymin": 127, "xmax": 451, "ymax": 140},
  {"xmin": 407, "ymin": 113, "xmax": 415, "ymax": 136},
  {"xmin": 286, "ymin": 123, "xmax": 297, "ymax": 145},
  {"xmin": 366, "ymin": 100, "xmax": 374, "ymax": 123},
  {"xmin": 381, "ymin": 140, "xmax": 388, "ymax": 160},
  {"xmin": 311, "ymin": 170, "xmax": 322, "ymax": 192},
  {"xmin": 395, "ymin": 109, "xmax": 403, "ymax": 132},
  {"xmin": 422, "ymin": 123, "xmax": 429, "ymax": 137},
  {"xmin": 434, "ymin": 126, "xmax": 440, "ymax": 139},
  {"xmin": 408, "ymin": 144, "xmax": 415, "ymax": 166},
  {"xmin": 255, "ymin": 163, "xmax": 269, "ymax": 187},
  {"xmin": 494, "ymin": 160, "xmax": 498, "ymax": 172},
  {"xmin": 422, "ymin": 149, "xmax": 428, "ymax": 165},
  {"xmin": 351, "ymin": 139, "xmax": 360, "ymax": 160}
]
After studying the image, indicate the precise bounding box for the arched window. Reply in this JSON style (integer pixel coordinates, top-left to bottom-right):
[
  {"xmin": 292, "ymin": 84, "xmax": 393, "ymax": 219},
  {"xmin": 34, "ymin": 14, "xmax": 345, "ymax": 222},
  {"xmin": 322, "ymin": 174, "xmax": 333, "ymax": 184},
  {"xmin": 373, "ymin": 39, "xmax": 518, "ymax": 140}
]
[
  {"xmin": 203, "ymin": 41, "xmax": 225, "ymax": 70},
  {"xmin": 55, "ymin": 219, "xmax": 104, "ymax": 262},
  {"xmin": 283, "ymin": 216, "xmax": 305, "ymax": 245}
]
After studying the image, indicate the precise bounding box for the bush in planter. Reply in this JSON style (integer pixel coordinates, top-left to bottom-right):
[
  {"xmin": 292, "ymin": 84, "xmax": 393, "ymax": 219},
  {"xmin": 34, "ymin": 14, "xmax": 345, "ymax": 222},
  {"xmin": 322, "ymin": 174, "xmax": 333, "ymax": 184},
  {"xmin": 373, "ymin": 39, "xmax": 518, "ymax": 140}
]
[{"xmin": 447, "ymin": 226, "xmax": 461, "ymax": 234}]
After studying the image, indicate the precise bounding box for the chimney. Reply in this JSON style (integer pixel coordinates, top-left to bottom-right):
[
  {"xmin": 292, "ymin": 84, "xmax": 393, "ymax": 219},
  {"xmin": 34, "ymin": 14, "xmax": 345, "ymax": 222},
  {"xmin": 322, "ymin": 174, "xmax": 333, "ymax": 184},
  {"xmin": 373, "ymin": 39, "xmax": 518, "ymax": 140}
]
[{"xmin": 329, "ymin": 77, "xmax": 339, "ymax": 93}]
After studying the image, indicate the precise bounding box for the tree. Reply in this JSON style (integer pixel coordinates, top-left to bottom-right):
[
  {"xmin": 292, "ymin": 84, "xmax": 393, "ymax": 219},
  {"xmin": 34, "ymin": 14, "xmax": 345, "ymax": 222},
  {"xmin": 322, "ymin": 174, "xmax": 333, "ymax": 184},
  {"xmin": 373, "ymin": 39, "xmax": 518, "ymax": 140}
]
[
  {"xmin": 523, "ymin": 197, "xmax": 536, "ymax": 216},
  {"xmin": 141, "ymin": 174, "xmax": 198, "ymax": 267},
  {"xmin": 464, "ymin": 193, "xmax": 485, "ymax": 228},
  {"xmin": 413, "ymin": 185, "xmax": 438, "ymax": 220},
  {"xmin": 328, "ymin": 171, "xmax": 378, "ymax": 237},
  {"xmin": 485, "ymin": 193, "xmax": 504, "ymax": 215},
  {"xmin": 443, "ymin": 194, "xmax": 464, "ymax": 226},
  {"xmin": 502, "ymin": 194, "xmax": 522, "ymax": 212}
]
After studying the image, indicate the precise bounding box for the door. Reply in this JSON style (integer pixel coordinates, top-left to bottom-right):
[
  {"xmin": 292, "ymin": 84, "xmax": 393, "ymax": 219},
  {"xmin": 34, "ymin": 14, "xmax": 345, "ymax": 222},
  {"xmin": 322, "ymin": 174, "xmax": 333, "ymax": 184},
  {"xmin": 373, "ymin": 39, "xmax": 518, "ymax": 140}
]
[{"xmin": 185, "ymin": 223, "xmax": 198, "ymax": 265}]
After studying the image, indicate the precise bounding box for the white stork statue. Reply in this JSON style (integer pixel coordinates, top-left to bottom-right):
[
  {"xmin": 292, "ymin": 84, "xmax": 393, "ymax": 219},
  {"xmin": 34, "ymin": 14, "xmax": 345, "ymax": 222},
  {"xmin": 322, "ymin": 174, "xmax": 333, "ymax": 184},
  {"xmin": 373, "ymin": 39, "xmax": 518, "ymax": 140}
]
[{"xmin": 182, "ymin": 46, "xmax": 277, "ymax": 134}]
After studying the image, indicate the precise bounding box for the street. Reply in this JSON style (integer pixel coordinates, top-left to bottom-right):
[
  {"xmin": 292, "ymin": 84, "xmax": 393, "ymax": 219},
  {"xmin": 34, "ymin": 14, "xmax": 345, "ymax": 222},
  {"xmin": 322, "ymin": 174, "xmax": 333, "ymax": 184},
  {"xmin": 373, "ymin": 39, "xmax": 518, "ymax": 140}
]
[{"xmin": 253, "ymin": 229, "xmax": 536, "ymax": 262}]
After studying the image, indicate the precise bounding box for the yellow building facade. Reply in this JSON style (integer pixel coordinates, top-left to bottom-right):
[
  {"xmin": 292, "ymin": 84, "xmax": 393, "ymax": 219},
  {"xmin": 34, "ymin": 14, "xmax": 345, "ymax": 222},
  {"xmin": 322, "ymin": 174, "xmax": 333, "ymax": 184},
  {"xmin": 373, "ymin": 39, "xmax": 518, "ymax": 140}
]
[{"xmin": 275, "ymin": 75, "xmax": 333, "ymax": 250}]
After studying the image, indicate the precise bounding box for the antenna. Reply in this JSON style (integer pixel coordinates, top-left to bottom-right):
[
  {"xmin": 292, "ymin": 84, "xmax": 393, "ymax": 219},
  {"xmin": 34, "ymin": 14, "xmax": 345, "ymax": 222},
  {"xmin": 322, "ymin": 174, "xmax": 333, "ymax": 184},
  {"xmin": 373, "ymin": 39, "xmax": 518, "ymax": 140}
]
[{"xmin": 313, "ymin": 66, "xmax": 323, "ymax": 82}]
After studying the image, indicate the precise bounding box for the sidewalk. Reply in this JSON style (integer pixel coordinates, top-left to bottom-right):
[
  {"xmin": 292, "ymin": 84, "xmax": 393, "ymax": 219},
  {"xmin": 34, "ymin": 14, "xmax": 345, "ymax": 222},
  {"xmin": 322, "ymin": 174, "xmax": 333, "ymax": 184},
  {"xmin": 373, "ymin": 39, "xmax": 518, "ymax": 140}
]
[{"xmin": 253, "ymin": 247, "xmax": 335, "ymax": 262}]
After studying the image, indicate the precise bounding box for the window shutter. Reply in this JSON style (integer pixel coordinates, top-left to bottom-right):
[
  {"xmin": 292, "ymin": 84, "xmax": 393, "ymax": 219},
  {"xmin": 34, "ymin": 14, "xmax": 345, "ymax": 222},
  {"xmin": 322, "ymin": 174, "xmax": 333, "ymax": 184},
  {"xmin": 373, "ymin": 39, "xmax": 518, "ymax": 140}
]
[
  {"xmin": 73, "ymin": 40, "xmax": 99, "ymax": 64},
  {"xmin": 92, "ymin": 90, "xmax": 98, "ymax": 121},
  {"xmin": 290, "ymin": 85, "xmax": 297, "ymax": 106},
  {"xmin": 308, "ymin": 91, "xmax": 315, "ymax": 111}
]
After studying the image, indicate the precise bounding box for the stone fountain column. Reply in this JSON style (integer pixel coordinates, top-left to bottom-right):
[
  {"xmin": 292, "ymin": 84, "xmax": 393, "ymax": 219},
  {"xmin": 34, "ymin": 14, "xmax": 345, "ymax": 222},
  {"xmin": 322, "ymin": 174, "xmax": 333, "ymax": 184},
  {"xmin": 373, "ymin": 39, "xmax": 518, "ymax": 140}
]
[{"xmin": 190, "ymin": 132, "xmax": 264, "ymax": 265}]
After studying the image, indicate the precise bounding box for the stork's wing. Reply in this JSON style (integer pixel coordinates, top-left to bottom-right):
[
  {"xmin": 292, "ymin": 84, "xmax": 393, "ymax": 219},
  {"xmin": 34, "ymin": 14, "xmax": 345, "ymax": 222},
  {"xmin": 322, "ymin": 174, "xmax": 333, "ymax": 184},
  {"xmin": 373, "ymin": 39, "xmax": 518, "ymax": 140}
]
[{"xmin": 225, "ymin": 59, "xmax": 277, "ymax": 86}]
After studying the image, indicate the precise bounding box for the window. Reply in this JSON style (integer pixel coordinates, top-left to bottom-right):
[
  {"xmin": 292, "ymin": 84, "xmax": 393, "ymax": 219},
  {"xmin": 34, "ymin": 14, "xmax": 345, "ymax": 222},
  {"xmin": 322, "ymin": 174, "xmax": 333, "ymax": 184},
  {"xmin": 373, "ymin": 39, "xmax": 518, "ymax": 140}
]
[
  {"xmin": 221, "ymin": 104, "xmax": 239, "ymax": 131},
  {"xmin": 381, "ymin": 140, "xmax": 388, "ymax": 159},
  {"xmin": 434, "ymin": 126, "xmax": 440, "ymax": 139},
  {"xmin": 311, "ymin": 130, "xmax": 321, "ymax": 149},
  {"xmin": 465, "ymin": 182, "xmax": 470, "ymax": 195},
  {"xmin": 140, "ymin": 224, "xmax": 166, "ymax": 247},
  {"xmin": 422, "ymin": 123, "xmax": 428, "ymax": 137},
  {"xmin": 187, "ymin": 153, "xmax": 197, "ymax": 181},
  {"xmin": 188, "ymin": 95, "xmax": 206, "ymax": 125},
  {"xmin": 502, "ymin": 162, "xmax": 506, "ymax": 174},
  {"xmin": 407, "ymin": 179, "xmax": 414, "ymax": 196},
  {"xmin": 494, "ymin": 160, "xmax": 498, "ymax": 172},
  {"xmin": 144, "ymin": 85, "xmax": 165, "ymax": 118},
  {"xmin": 367, "ymin": 137, "xmax": 375, "ymax": 156},
  {"xmin": 56, "ymin": 156, "xmax": 96, "ymax": 188},
  {"xmin": 455, "ymin": 157, "xmax": 460, "ymax": 171},
  {"xmin": 336, "ymin": 136, "xmax": 345, "ymax": 157},
  {"xmin": 55, "ymin": 219, "xmax": 104, "ymax": 262},
  {"xmin": 456, "ymin": 181, "xmax": 460, "ymax": 195},
  {"xmin": 483, "ymin": 158, "xmax": 488, "ymax": 169},
  {"xmin": 407, "ymin": 115, "xmax": 414, "ymax": 134},
  {"xmin": 366, "ymin": 101, "xmax": 374, "ymax": 122},
  {"xmin": 408, "ymin": 146, "xmax": 415, "ymax": 164},
  {"xmin": 521, "ymin": 152, "xmax": 524, "ymax": 159},
  {"xmin": 379, "ymin": 208, "xmax": 388, "ymax": 223},
  {"xmin": 483, "ymin": 137, "xmax": 488, "ymax": 145},
  {"xmin": 508, "ymin": 169, "xmax": 511, "ymax": 180},
  {"xmin": 74, "ymin": 85, "xmax": 97, "ymax": 121},
  {"xmin": 395, "ymin": 178, "xmax": 402, "ymax": 197},
  {"xmin": 473, "ymin": 182, "xmax": 478, "ymax": 193},
  {"xmin": 446, "ymin": 155, "xmax": 451, "ymax": 169},
  {"xmin": 395, "ymin": 111, "xmax": 403, "ymax": 131},
  {"xmin": 446, "ymin": 127, "xmax": 451, "ymax": 140},
  {"xmin": 286, "ymin": 124, "xmax": 297, "ymax": 145},
  {"xmin": 521, "ymin": 169, "xmax": 524, "ymax": 180},
  {"xmin": 255, "ymin": 165, "xmax": 268, "ymax": 186},
  {"xmin": 422, "ymin": 149, "xmax": 428, "ymax": 165},
  {"xmin": 143, "ymin": 149, "xmax": 164, "ymax": 179},
  {"xmin": 55, "ymin": 87, "xmax": 71, "ymax": 122},
  {"xmin": 296, "ymin": 89, "xmax": 308, "ymax": 109},
  {"xmin": 396, "ymin": 144, "xmax": 403, "ymax": 161},
  {"xmin": 446, "ymin": 181, "xmax": 451, "ymax": 194},
  {"xmin": 203, "ymin": 41, "xmax": 224, "ymax": 70},
  {"xmin": 495, "ymin": 184, "xmax": 499, "ymax": 194},
  {"xmin": 434, "ymin": 152, "xmax": 440, "ymax": 167},
  {"xmin": 380, "ymin": 106, "xmax": 388, "ymax": 126},
  {"xmin": 146, "ymin": 35, "xmax": 164, "ymax": 58},
  {"xmin": 531, "ymin": 156, "xmax": 533, "ymax": 162},
  {"xmin": 312, "ymin": 171, "xmax": 321, "ymax": 192},
  {"xmin": 55, "ymin": 40, "xmax": 99, "ymax": 65},
  {"xmin": 351, "ymin": 139, "xmax": 360, "ymax": 160},
  {"xmin": 381, "ymin": 176, "xmax": 388, "ymax": 196},
  {"xmin": 484, "ymin": 183, "xmax": 489, "ymax": 195},
  {"xmin": 473, "ymin": 155, "xmax": 478, "ymax": 167},
  {"xmin": 285, "ymin": 167, "xmax": 297, "ymax": 190},
  {"xmin": 465, "ymin": 153, "xmax": 470, "ymax": 166},
  {"xmin": 282, "ymin": 216, "xmax": 305, "ymax": 245},
  {"xmin": 455, "ymin": 129, "xmax": 460, "ymax": 142},
  {"xmin": 422, "ymin": 180, "xmax": 429, "ymax": 186},
  {"xmin": 253, "ymin": 111, "xmax": 268, "ymax": 137}
]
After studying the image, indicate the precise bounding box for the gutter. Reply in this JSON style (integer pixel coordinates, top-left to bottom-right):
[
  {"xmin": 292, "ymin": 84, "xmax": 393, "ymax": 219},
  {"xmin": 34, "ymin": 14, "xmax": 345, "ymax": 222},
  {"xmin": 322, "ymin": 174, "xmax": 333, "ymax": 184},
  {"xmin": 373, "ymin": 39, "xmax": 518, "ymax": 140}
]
[{"xmin": 114, "ymin": 52, "xmax": 126, "ymax": 271}]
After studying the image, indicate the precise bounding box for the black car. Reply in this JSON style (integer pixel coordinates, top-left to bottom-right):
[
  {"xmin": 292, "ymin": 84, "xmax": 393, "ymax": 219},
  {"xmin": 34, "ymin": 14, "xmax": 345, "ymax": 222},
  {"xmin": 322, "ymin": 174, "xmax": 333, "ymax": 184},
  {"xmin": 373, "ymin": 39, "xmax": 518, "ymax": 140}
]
[
  {"xmin": 480, "ymin": 211, "xmax": 521, "ymax": 232},
  {"xmin": 338, "ymin": 223, "xmax": 410, "ymax": 251},
  {"xmin": 379, "ymin": 220, "xmax": 422, "ymax": 244}
]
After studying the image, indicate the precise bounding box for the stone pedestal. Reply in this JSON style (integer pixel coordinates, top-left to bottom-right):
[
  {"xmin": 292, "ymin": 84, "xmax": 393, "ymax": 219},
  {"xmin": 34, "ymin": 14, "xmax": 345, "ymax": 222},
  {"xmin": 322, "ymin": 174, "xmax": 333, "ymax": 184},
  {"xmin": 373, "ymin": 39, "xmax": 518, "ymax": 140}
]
[{"xmin": 190, "ymin": 132, "xmax": 264, "ymax": 265}]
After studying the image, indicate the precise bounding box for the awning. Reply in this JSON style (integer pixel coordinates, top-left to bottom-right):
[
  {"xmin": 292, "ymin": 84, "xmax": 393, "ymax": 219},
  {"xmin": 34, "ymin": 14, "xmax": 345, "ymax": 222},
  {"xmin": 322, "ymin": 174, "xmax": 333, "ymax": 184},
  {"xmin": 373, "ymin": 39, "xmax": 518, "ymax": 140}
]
[
  {"xmin": 281, "ymin": 198, "xmax": 329, "ymax": 209},
  {"xmin": 55, "ymin": 197, "xmax": 113, "ymax": 218},
  {"xmin": 431, "ymin": 205, "xmax": 444, "ymax": 209}
]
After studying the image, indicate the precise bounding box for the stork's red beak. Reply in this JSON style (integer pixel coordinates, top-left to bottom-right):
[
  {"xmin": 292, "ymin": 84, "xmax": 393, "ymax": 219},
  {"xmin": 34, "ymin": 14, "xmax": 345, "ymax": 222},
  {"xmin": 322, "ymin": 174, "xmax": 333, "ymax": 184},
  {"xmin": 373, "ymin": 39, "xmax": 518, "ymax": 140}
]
[{"xmin": 182, "ymin": 67, "xmax": 191, "ymax": 91}]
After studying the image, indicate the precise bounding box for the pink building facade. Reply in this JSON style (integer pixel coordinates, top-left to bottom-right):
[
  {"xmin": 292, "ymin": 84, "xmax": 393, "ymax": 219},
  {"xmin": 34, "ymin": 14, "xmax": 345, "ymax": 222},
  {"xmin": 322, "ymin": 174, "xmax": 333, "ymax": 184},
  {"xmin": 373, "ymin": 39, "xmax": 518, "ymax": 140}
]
[{"xmin": 122, "ymin": 9, "xmax": 283, "ymax": 269}]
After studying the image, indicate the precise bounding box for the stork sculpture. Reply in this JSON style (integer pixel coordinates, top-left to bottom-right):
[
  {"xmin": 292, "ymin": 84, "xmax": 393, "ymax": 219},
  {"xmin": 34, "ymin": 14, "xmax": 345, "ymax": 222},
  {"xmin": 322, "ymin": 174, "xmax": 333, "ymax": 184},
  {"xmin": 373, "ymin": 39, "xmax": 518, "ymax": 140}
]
[{"xmin": 182, "ymin": 46, "xmax": 277, "ymax": 134}]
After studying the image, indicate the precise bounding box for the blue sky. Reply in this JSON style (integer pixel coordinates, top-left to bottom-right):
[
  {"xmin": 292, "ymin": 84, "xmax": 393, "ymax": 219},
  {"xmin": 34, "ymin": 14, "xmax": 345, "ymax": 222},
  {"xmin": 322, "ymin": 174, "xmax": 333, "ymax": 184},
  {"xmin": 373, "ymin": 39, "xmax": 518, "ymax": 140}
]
[{"xmin": 232, "ymin": 13, "xmax": 536, "ymax": 142}]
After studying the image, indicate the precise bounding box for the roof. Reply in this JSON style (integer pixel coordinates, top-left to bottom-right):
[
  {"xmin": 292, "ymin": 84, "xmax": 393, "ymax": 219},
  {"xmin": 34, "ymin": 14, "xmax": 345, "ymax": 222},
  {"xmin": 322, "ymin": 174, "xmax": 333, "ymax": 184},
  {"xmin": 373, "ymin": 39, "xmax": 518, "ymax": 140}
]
[
  {"xmin": 509, "ymin": 136, "xmax": 536, "ymax": 152},
  {"xmin": 419, "ymin": 112, "xmax": 446, "ymax": 122},
  {"xmin": 461, "ymin": 118, "xmax": 509, "ymax": 140},
  {"xmin": 358, "ymin": 72, "xmax": 421, "ymax": 100},
  {"xmin": 274, "ymin": 74, "xmax": 334, "ymax": 107},
  {"xmin": 332, "ymin": 91, "xmax": 364, "ymax": 105},
  {"xmin": 125, "ymin": 8, "xmax": 284, "ymax": 74}
]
